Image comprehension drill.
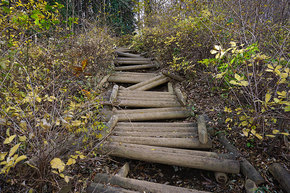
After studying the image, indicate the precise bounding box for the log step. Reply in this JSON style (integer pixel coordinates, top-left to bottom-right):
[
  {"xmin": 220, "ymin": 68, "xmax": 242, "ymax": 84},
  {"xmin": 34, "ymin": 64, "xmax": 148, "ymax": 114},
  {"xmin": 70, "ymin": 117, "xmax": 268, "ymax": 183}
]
[
  {"xmin": 117, "ymin": 57, "xmax": 151, "ymax": 61},
  {"xmin": 115, "ymin": 63, "xmax": 158, "ymax": 71},
  {"xmin": 90, "ymin": 173, "xmax": 209, "ymax": 193},
  {"xmin": 113, "ymin": 131, "xmax": 197, "ymax": 138},
  {"xmin": 103, "ymin": 142, "xmax": 240, "ymax": 174},
  {"xmin": 117, "ymin": 122, "xmax": 196, "ymax": 127},
  {"xmin": 115, "ymin": 51, "xmax": 141, "ymax": 58},
  {"xmin": 115, "ymin": 99, "xmax": 181, "ymax": 108},
  {"xmin": 113, "ymin": 107, "xmax": 190, "ymax": 121},
  {"xmin": 108, "ymin": 136, "xmax": 211, "ymax": 149},
  {"xmin": 108, "ymin": 72, "xmax": 157, "ymax": 83},
  {"xmin": 116, "ymin": 60, "xmax": 151, "ymax": 65}
]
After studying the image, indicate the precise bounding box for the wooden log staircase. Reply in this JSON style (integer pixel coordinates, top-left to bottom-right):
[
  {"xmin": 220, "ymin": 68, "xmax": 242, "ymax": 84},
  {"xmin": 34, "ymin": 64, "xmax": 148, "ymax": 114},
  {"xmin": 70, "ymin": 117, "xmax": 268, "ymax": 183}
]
[{"xmin": 87, "ymin": 48, "xmax": 240, "ymax": 193}]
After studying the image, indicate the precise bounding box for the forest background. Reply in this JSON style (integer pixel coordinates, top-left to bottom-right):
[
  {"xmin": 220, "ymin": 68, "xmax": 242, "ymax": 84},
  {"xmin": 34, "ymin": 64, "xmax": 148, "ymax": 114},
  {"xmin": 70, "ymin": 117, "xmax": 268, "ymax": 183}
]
[{"xmin": 0, "ymin": 0, "xmax": 289, "ymax": 192}]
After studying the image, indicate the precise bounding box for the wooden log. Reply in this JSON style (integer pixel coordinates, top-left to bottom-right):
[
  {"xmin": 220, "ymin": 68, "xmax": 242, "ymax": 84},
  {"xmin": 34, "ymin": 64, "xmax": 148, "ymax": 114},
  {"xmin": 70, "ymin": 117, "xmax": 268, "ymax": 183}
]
[
  {"xmin": 174, "ymin": 85, "xmax": 187, "ymax": 106},
  {"xmin": 109, "ymin": 136, "xmax": 212, "ymax": 149},
  {"xmin": 269, "ymin": 163, "xmax": 290, "ymax": 193},
  {"xmin": 168, "ymin": 82, "xmax": 174, "ymax": 93},
  {"xmin": 117, "ymin": 60, "xmax": 151, "ymax": 65},
  {"xmin": 162, "ymin": 70, "xmax": 185, "ymax": 82},
  {"xmin": 110, "ymin": 85, "xmax": 119, "ymax": 103},
  {"xmin": 214, "ymin": 172, "xmax": 228, "ymax": 184},
  {"xmin": 217, "ymin": 133, "xmax": 265, "ymax": 184},
  {"xmin": 197, "ymin": 115, "xmax": 208, "ymax": 144},
  {"xmin": 116, "ymin": 111, "xmax": 190, "ymax": 121},
  {"xmin": 117, "ymin": 96, "xmax": 177, "ymax": 101},
  {"xmin": 114, "ymin": 126, "xmax": 197, "ymax": 133},
  {"xmin": 106, "ymin": 142, "xmax": 234, "ymax": 160},
  {"xmin": 113, "ymin": 72, "xmax": 156, "ymax": 76},
  {"xmin": 116, "ymin": 99, "xmax": 181, "ymax": 108},
  {"xmin": 115, "ymin": 64, "xmax": 158, "ymax": 71},
  {"xmin": 114, "ymin": 107, "xmax": 188, "ymax": 114},
  {"xmin": 119, "ymin": 90, "xmax": 174, "ymax": 95},
  {"xmin": 108, "ymin": 73, "xmax": 156, "ymax": 83},
  {"xmin": 87, "ymin": 182, "xmax": 138, "ymax": 193},
  {"xmin": 113, "ymin": 131, "xmax": 197, "ymax": 138},
  {"xmin": 115, "ymin": 51, "xmax": 141, "ymax": 58},
  {"xmin": 97, "ymin": 75, "xmax": 110, "ymax": 89},
  {"xmin": 117, "ymin": 57, "xmax": 151, "ymax": 61},
  {"xmin": 117, "ymin": 122, "xmax": 196, "ymax": 127},
  {"xmin": 116, "ymin": 47, "xmax": 132, "ymax": 52},
  {"xmin": 118, "ymin": 92, "xmax": 174, "ymax": 98},
  {"xmin": 245, "ymin": 179, "xmax": 258, "ymax": 193},
  {"xmin": 99, "ymin": 115, "xmax": 119, "ymax": 140},
  {"xmin": 94, "ymin": 173, "xmax": 209, "ymax": 193},
  {"xmin": 127, "ymin": 75, "xmax": 164, "ymax": 90},
  {"xmin": 116, "ymin": 162, "xmax": 130, "ymax": 177},
  {"xmin": 104, "ymin": 143, "xmax": 240, "ymax": 173},
  {"xmin": 136, "ymin": 77, "xmax": 170, "ymax": 91}
]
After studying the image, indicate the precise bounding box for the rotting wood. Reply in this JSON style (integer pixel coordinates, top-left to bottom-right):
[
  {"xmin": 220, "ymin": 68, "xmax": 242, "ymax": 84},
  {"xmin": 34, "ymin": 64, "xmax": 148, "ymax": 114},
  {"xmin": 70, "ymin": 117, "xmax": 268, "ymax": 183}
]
[
  {"xmin": 115, "ymin": 107, "xmax": 188, "ymax": 114},
  {"xmin": 168, "ymin": 82, "xmax": 174, "ymax": 93},
  {"xmin": 114, "ymin": 126, "xmax": 197, "ymax": 133},
  {"xmin": 108, "ymin": 136, "xmax": 212, "ymax": 149},
  {"xmin": 162, "ymin": 70, "xmax": 185, "ymax": 82},
  {"xmin": 217, "ymin": 133, "xmax": 265, "ymax": 185},
  {"xmin": 116, "ymin": 162, "xmax": 130, "ymax": 177},
  {"xmin": 108, "ymin": 73, "xmax": 156, "ymax": 83},
  {"xmin": 116, "ymin": 110, "xmax": 190, "ymax": 121},
  {"xmin": 117, "ymin": 57, "xmax": 151, "ymax": 61},
  {"xmin": 269, "ymin": 163, "xmax": 290, "ymax": 193},
  {"xmin": 117, "ymin": 122, "xmax": 196, "ymax": 127},
  {"xmin": 115, "ymin": 99, "xmax": 181, "ymax": 108},
  {"xmin": 115, "ymin": 64, "xmax": 158, "ymax": 71},
  {"xmin": 94, "ymin": 173, "xmax": 209, "ymax": 193},
  {"xmin": 110, "ymin": 85, "xmax": 119, "ymax": 103},
  {"xmin": 117, "ymin": 60, "xmax": 151, "ymax": 65},
  {"xmin": 197, "ymin": 115, "xmax": 209, "ymax": 144},
  {"xmin": 117, "ymin": 96, "xmax": 177, "ymax": 101},
  {"xmin": 113, "ymin": 131, "xmax": 197, "ymax": 138},
  {"xmin": 127, "ymin": 75, "xmax": 164, "ymax": 90},
  {"xmin": 119, "ymin": 90, "xmax": 174, "ymax": 95},
  {"xmin": 214, "ymin": 172, "xmax": 228, "ymax": 184},
  {"xmin": 115, "ymin": 51, "xmax": 141, "ymax": 58},
  {"xmin": 174, "ymin": 85, "xmax": 187, "ymax": 106},
  {"xmin": 97, "ymin": 75, "xmax": 110, "ymax": 89},
  {"xmin": 103, "ymin": 143, "xmax": 240, "ymax": 174},
  {"xmin": 87, "ymin": 182, "xmax": 138, "ymax": 193},
  {"xmin": 105, "ymin": 142, "xmax": 234, "ymax": 160},
  {"xmin": 245, "ymin": 179, "xmax": 258, "ymax": 193},
  {"xmin": 136, "ymin": 77, "xmax": 170, "ymax": 91}
]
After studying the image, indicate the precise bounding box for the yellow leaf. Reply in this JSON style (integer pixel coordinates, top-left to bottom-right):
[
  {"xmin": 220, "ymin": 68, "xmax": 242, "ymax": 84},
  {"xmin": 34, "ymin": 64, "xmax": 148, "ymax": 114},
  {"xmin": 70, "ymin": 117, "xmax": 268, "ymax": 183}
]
[
  {"xmin": 265, "ymin": 93, "xmax": 271, "ymax": 103},
  {"xmin": 210, "ymin": 50, "xmax": 218, "ymax": 54},
  {"xmin": 240, "ymin": 80, "xmax": 249, "ymax": 86},
  {"xmin": 243, "ymin": 129, "xmax": 249, "ymax": 137},
  {"xmin": 229, "ymin": 80, "xmax": 238, "ymax": 85},
  {"xmin": 71, "ymin": 120, "xmax": 81, "ymax": 127},
  {"xmin": 19, "ymin": 136, "xmax": 27, "ymax": 142},
  {"xmin": 225, "ymin": 118, "xmax": 232, "ymax": 123},
  {"xmin": 277, "ymin": 91, "xmax": 286, "ymax": 98},
  {"xmin": 151, "ymin": 149, "xmax": 155, "ymax": 151},
  {"xmin": 255, "ymin": 133, "xmax": 263, "ymax": 140},
  {"xmin": 241, "ymin": 121, "xmax": 248, "ymax": 126},
  {"xmin": 13, "ymin": 155, "xmax": 27, "ymax": 166},
  {"xmin": 272, "ymin": 130, "xmax": 280, "ymax": 134},
  {"xmin": 52, "ymin": 170, "xmax": 58, "ymax": 174},
  {"xmin": 9, "ymin": 143, "xmax": 20, "ymax": 157},
  {"xmin": 59, "ymin": 173, "xmax": 65, "ymax": 178},
  {"xmin": 281, "ymin": 132, "xmax": 289, "ymax": 136},
  {"xmin": 78, "ymin": 155, "xmax": 85, "ymax": 159},
  {"xmin": 234, "ymin": 74, "xmax": 243, "ymax": 81},
  {"xmin": 50, "ymin": 158, "xmax": 65, "ymax": 172},
  {"xmin": 267, "ymin": 64, "xmax": 274, "ymax": 69},
  {"xmin": 0, "ymin": 152, "xmax": 8, "ymax": 161},
  {"xmin": 66, "ymin": 158, "xmax": 76, "ymax": 166},
  {"xmin": 64, "ymin": 175, "xmax": 70, "ymax": 183},
  {"xmin": 6, "ymin": 128, "xmax": 10, "ymax": 136},
  {"xmin": 4, "ymin": 135, "xmax": 16, "ymax": 144},
  {"xmin": 266, "ymin": 134, "xmax": 275, "ymax": 138},
  {"xmin": 273, "ymin": 98, "xmax": 280, "ymax": 103}
]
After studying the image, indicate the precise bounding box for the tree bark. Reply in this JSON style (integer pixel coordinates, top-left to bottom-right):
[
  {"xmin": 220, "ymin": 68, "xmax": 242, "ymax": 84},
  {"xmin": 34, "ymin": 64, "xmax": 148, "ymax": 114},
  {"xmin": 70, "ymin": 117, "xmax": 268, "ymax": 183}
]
[{"xmin": 269, "ymin": 163, "xmax": 290, "ymax": 193}]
